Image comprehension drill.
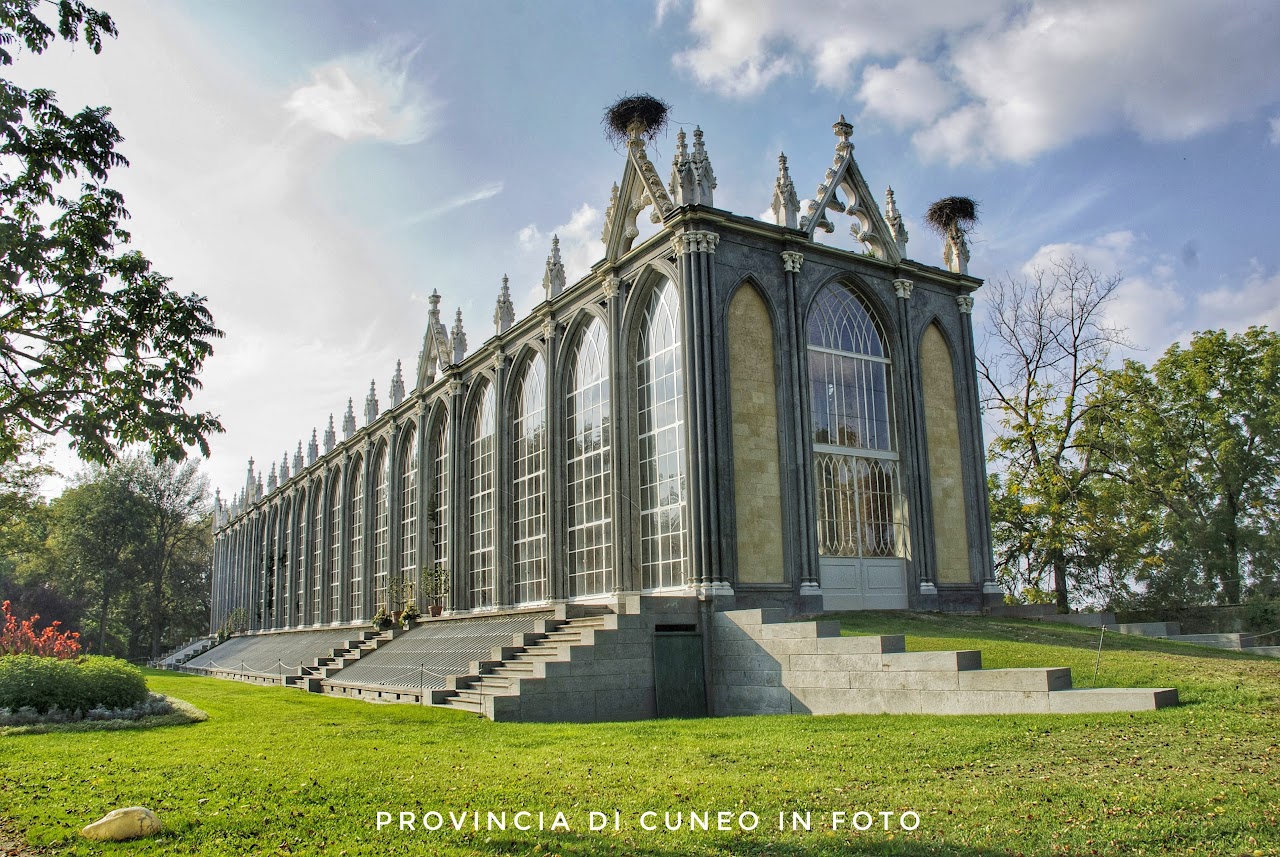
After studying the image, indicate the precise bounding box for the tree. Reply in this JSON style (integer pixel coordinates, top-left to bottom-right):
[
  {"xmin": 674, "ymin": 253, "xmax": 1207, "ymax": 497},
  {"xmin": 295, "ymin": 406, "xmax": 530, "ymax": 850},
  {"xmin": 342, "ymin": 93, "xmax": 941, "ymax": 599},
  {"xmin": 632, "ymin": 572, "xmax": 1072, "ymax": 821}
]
[
  {"xmin": 979, "ymin": 257, "xmax": 1128, "ymax": 611},
  {"xmin": 1087, "ymin": 328, "xmax": 1280, "ymax": 609},
  {"xmin": 12, "ymin": 453, "xmax": 213, "ymax": 659},
  {"xmin": 112, "ymin": 455, "xmax": 211, "ymax": 659},
  {"xmin": 0, "ymin": 0, "xmax": 222, "ymax": 467}
]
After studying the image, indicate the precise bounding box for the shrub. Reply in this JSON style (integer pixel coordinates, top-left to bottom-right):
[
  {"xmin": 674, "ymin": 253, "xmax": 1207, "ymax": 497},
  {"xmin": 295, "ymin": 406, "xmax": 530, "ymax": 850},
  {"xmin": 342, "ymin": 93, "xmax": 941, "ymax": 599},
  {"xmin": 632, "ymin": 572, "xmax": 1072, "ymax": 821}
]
[{"xmin": 0, "ymin": 654, "xmax": 147, "ymax": 714}]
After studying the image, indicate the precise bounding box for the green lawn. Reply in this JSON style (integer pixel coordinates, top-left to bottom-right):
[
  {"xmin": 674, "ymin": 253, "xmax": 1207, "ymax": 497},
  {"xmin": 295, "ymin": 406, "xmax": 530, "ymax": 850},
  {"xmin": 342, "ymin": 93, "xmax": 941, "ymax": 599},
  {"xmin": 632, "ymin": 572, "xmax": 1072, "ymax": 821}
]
[{"xmin": 2, "ymin": 614, "xmax": 1278, "ymax": 856}]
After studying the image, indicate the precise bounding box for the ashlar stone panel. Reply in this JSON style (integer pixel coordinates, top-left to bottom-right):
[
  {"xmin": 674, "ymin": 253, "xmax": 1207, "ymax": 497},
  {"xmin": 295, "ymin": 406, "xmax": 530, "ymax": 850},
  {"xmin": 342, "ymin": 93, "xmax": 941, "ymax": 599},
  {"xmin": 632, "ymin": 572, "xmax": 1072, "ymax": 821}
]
[
  {"xmin": 727, "ymin": 284, "xmax": 785, "ymax": 584},
  {"xmin": 920, "ymin": 324, "xmax": 972, "ymax": 584}
]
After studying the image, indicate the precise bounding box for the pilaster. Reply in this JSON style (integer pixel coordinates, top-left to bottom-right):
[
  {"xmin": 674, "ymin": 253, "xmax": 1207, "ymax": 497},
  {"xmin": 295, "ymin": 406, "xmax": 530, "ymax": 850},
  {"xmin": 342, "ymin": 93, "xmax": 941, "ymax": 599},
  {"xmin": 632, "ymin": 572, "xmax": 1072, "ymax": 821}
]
[{"xmin": 782, "ymin": 250, "xmax": 821, "ymax": 599}]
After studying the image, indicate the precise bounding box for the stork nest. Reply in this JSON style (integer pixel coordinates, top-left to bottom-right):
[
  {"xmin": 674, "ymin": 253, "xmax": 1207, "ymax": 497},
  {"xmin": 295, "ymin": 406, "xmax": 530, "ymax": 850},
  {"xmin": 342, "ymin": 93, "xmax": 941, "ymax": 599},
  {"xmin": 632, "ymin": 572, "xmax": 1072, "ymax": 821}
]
[
  {"xmin": 925, "ymin": 196, "xmax": 980, "ymax": 236},
  {"xmin": 603, "ymin": 94, "xmax": 671, "ymax": 145}
]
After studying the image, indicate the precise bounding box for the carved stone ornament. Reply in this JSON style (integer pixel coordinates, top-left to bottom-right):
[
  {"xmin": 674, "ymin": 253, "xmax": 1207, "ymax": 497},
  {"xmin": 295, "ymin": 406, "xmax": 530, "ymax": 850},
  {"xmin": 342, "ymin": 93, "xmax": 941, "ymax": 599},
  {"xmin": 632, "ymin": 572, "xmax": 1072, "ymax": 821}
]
[
  {"xmin": 956, "ymin": 294, "xmax": 975, "ymax": 314},
  {"xmin": 893, "ymin": 278, "xmax": 914, "ymax": 300},
  {"xmin": 798, "ymin": 115, "xmax": 904, "ymax": 264},
  {"xmin": 781, "ymin": 250, "xmax": 804, "ymax": 273},
  {"xmin": 672, "ymin": 230, "xmax": 720, "ymax": 255},
  {"xmin": 602, "ymin": 275, "xmax": 622, "ymax": 300},
  {"xmin": 447, "ymin": 378, "xmax": 463, "ymax": 398}
]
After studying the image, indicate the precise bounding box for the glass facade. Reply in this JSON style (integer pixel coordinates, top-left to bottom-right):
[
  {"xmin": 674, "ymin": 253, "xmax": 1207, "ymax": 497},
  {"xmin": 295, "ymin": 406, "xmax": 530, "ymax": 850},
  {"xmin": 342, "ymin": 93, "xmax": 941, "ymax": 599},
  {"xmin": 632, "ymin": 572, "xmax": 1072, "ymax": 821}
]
[{"xmin": 637, "ymin": 280, "xmax": 687, "ymax": 590}]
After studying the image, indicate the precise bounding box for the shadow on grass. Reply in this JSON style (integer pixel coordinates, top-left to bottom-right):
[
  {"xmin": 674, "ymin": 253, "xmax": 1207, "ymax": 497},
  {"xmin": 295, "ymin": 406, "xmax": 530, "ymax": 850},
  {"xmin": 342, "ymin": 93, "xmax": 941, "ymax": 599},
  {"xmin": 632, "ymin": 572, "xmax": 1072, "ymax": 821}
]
[
  {"xmin": 834, "ymin": 612, "xmax": 1271, "ymax": 662},
  {"xmin": 472, "ymin": 831, "xmax": 1020, "ymax": 856}
]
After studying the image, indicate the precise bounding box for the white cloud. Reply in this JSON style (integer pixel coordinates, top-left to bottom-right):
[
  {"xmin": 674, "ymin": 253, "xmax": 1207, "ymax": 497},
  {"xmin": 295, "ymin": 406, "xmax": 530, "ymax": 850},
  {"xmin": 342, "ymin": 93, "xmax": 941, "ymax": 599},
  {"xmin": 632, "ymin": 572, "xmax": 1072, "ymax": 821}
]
[
  {"xmin": 514, "ymin": 203, "xmax": 603, "ymax": 313},
  {"xmin": 860, "ymin": 58, "xmax": 956, "ymax": 128},
  {"xmin": 666, "ymin": 0, "xmax": 1280, "ymax": 163},
  {"xmin": 1013, "ymin": 233, "xmax": 1280, "ymax": 358},
  {"xmin": 1271, "ymin": 117, "xmax": 1280, "ymax": 145},
  {"xmin": 285, "ymin": 41, "xmax": 434, "ymax": 144},
  {"xmin": 1195, "ymin": 261, "xmax": 1280, "ymax": 334},
  {"xmin": 402, "ymin": 182, "xmax": 503, "ymax": 225}
]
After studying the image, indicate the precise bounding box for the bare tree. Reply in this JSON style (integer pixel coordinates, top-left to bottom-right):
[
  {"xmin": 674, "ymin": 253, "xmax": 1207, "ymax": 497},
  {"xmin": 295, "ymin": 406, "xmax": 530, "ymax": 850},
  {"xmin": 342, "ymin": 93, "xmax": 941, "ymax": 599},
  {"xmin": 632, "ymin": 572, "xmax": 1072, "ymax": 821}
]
[{"xmin": 979, "ymin": 257, "xmax": 1129, "ymax": 610}]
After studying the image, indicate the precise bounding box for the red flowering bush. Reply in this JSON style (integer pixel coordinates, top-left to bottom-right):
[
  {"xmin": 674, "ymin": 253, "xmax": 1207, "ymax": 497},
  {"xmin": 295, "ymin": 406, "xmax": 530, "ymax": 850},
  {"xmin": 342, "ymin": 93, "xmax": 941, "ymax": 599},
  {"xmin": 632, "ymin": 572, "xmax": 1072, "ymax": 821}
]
[{"xmin": 0, "ymin": 600, "xmax": 82, "ymax": 658}]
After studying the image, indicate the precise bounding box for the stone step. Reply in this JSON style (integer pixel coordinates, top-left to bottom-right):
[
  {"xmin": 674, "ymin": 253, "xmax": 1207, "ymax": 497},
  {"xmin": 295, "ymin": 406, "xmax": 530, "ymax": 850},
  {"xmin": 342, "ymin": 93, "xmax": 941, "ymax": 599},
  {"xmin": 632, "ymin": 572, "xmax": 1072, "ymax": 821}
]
[
  {"xmin": 1047, "ymin": 687, "xmax": 1178, "ymax": 713},
  {"xmin": 814, "ymin": 634, "xmax": 906, "ymax": 655},
  {"xmin": 441, "ymin": 696, "xmax": 482, "ymax": 714},
  {"xmin": 958, "ymin": 667, "xmax": 1072, "ymax": 692}
]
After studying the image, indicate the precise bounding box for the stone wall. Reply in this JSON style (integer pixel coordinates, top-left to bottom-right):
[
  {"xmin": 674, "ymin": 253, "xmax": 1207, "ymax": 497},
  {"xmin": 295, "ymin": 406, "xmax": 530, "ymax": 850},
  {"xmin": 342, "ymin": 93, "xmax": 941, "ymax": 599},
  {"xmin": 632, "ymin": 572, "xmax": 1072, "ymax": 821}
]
[{"xmin": 727, "ymin": 284, "xmax": 785, "ymax": 585}]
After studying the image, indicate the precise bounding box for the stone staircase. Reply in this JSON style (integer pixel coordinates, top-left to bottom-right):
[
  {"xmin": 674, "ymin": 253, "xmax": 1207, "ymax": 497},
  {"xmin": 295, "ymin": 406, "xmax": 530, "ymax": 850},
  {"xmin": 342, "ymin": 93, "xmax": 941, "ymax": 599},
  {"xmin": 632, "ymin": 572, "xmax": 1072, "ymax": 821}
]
[
  {"xmin": 430, "ymin": 611, "xmax": 611, "ymax": 715},
  {"xmin": 284, "ymin": 628, "xmax": 402, "ymax": 692},
  {"xmin": 156, "ymin": 635, "xmax": 217, "ymax": 668},
  {"xmin": 712, "ymin": 609, "xmax": 1179, "ymax": 716}
]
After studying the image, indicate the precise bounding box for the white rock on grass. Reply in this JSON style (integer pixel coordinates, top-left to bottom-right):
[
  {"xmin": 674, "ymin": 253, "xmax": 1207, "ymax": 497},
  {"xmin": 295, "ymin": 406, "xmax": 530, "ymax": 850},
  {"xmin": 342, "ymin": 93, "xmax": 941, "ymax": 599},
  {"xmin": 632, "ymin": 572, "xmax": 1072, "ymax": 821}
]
[{"xmin": 80, "ymin": 807, "xmax": 161, "ymax": 841}]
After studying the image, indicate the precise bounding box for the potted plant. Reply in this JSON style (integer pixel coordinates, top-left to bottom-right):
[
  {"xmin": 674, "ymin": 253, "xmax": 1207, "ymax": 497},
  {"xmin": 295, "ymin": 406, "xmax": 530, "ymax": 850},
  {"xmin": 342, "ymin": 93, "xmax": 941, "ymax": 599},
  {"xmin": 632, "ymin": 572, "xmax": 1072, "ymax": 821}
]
[
  {"xmin": 400, "ymin": 603, "xmax": 421, "ymax": 629},
  {"xmin": 425, "ymin": 563, "xmax": 450, "ymax": 617},
  {"xmin": 371, "ymin": 606, "xmax": 392, "ymax": 632}
]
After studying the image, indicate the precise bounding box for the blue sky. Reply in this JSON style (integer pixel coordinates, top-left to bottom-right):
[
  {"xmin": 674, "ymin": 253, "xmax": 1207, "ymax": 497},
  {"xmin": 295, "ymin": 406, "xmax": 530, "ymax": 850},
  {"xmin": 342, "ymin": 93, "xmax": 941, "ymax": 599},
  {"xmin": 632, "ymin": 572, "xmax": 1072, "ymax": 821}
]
[{"xmin": 10, "ymin": 0, "xmax": 1280, "ymax": 498}]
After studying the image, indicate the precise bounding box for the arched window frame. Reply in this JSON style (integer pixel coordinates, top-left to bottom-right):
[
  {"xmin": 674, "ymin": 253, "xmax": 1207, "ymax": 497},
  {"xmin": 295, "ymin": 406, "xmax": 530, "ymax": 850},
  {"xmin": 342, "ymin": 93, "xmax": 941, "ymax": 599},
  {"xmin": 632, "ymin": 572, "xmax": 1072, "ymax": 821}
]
[
  {"xmin": 636, "ymin": 278, "xmax": 687, "ymax": 590},
  {"xmin": 565, "ymin": 315, "xmax": 612, "ymax": 598},
  {"xmin": 398, "ymin": 425, "xmax": 418, "ymax": 607},
  {"xmin": 347, "ymin": 455, "xmax": 365, "ymax": 620},
  {"xmin": 512, "ymin": 353, "xmax": 547, "ymax": 604},
  {"xmin": 328, "ymin": 471, "xmax": 342, "ymax": 622},
  {"xmin": 468, "ymin": 382, "xmax": 496, "ymax": 609},
  {"xmin": 310, "ymin": 480, "xmax": 323, "ymax": 623},
  {"xmin": 371, "ymin": 443, "xmax": 391, "ymax": 614},
  {"xmin": 806, "ymin": 282, "xmax": 903, "ymax": 559}
]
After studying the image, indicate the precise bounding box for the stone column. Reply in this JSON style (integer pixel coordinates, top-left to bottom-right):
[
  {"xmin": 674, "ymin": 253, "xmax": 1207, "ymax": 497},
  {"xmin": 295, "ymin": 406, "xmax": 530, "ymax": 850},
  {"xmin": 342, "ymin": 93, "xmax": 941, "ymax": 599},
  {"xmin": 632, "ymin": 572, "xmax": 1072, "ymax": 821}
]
[
  {"xmin": 603, "ymin": 274, "xmax": 630, "ymax": 597},
  {"xmin": 414, "ymin": 402, "xmax": 430, "ymax": 612},
  {"xmin": 894, "ymin": 277, "xmax": 936, "ymax": 599},
  {"xmin": 956, "ymin": 293, "xmax": 1001, "ymax": 598},
  {"xmin": 783, "ymin": 250, "xmax": 821, "ymax": 597},
  {"xmin": 334, "ymin": 458, "xmax": 347, "ymax": 623},
  {"xmin": 447, "ymin": 377, "xmax": 467, "ymax": 611},
  {"xmin": 672, "ymin": 229, "xmax": 729, "ymax": 598},
  {"xmin": 359, "ymin": 438, "xmax": 375, "ymax": 621},
  {"xmin": 385, "ymin": 422, "xmax": 402, "ymax": 612},
  {"xmin": 543, "ymin": 318, "xmax": 566, "ymax": 602},
  {"xmin": 491, "ymin": 350, "xmax": 513, "ymax": 608}
]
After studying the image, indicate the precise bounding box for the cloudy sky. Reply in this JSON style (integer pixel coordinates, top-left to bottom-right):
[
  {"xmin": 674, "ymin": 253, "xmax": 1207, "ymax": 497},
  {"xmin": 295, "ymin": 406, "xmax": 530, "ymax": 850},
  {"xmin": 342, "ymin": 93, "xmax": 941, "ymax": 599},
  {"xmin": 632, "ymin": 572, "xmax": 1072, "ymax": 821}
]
[{"xmin": 9, "ymin": 0, "xmax": 1279, "ymax": 499}]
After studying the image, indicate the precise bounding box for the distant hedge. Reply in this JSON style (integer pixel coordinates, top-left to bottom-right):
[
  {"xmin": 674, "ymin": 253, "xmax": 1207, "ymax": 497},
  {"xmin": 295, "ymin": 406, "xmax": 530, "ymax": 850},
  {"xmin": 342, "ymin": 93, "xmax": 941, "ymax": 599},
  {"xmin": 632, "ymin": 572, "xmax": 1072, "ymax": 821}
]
[{"xmin": 0, "ymin": 655, "xmax": 148, "ymax": 714}]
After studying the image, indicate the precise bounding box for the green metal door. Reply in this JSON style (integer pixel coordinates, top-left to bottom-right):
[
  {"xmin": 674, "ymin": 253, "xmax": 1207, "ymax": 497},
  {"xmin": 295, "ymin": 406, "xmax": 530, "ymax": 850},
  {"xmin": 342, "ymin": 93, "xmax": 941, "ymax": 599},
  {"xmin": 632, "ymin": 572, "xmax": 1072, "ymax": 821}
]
[{"xmin": 653, "ymin": 631, "xmax": 707, "ymax": 718}]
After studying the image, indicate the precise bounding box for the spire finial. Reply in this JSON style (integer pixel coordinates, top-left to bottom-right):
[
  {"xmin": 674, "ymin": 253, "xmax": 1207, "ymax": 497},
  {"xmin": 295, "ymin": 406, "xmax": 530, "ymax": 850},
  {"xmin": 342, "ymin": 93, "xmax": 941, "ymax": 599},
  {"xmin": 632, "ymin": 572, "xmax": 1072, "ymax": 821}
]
[
  {"xmin": 451, "ymin": 308, "xmax": 467, "ymax": 363},
  {"xmin": 308, "ymin": 429, "xmax": 319, "ymax": 464},
  {"xmin": 267, "ymin": 461, "xmax": 278, "ymax": 493},
  {"xmin": 390, "ymin": 359, "xmax": 405, "ymax": 408},
  {"xmin": 342, "ymin": 398, "xmax": 356, "ymax": 439},
  {"xmin": 542, "ymin": 236, "xmax": 566, "ymax": 300},
  {"xmin": 280, "ymin": 451, "xmax": 290, "ymax": 483},
  {"xmin": 324, "ymin": 415, "xmax": 337, "ymax": 452},
  {"xmin": 884, "ymin": 186, "xmax": 908, "ymax": 255},
  {"xmin": 494, "ymin": 274, "xmax": 515, "ymax": 334},
  {"xmin": 293, "ymin": 441, "xmax": 304, "ymax": 474},
  {"xmin": 364, "ymin": 379, "xmax": 380, "ymax": 425},
  {"xmin": 834, "ymin": 114, "xmax": 853, "ymax": 148},
  {"xmin": 772, "ymin": 150, "xmax": 800, "ymax": 229}
]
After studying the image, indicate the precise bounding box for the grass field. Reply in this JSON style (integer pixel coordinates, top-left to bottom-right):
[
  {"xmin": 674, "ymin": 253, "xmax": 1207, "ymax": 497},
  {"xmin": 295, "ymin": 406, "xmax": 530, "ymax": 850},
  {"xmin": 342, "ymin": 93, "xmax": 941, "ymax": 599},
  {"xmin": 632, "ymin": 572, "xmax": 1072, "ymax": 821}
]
[{"xmin": 2, "ymin": 614, "xmax": 1278, "ymax": 856}]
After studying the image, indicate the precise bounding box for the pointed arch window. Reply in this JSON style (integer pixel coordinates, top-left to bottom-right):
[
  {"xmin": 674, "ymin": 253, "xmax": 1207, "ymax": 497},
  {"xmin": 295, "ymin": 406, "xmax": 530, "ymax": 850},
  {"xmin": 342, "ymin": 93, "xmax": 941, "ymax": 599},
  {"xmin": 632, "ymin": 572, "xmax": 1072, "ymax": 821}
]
[
  {"xmin": 264, "ymin": 510, "xmax": 278, "ymax": 628},
  {"xmin": 430, "ymin": 417, "xmax": 449, "ymax": 602},
  {"xmin": 469, "ymin": 383, "xmax": 496, "ymax": 609},
  {"xmin": 328, "ymin": 474, "xmax": 342, "ymax": 622},
  {"xmin": 566, "ymin": 317, "xmax": 612, "ymax": 597},
  {"xmin": 807, "ymin": 283, "xmax": 903, "ymax": 558},
  {"xmin": 513, "ymin": 354, "xmax": 547, "ymax": 604},
  {"xmin": 371, "ymin": 444, "xmax": 391, "ymax": 613},
  {"xmin": 398, "ymin": 427, "xmax": 418, "ymax": 607},
  {"xmin": 348, "ymin": 456, "xmax": 365, "ymax": 620},
  {"xmin": 637, "ymin": 279, "xmax": 687, "ymax": 590},
  {"xmin": 311, "ymin": 481, "xmax": 323, "ymax": 623}
]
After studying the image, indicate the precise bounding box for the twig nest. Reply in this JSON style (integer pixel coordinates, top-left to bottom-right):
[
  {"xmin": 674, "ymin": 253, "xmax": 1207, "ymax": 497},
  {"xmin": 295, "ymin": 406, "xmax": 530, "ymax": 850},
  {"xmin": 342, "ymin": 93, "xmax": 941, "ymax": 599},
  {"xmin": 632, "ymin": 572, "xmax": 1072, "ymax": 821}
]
[
  {"xmin": 80, "ymin": 806, "xmax": 161, "ymax": 841},
  {"xmin": 924, "ymin": 196, "xmax": 979, "ymax": 236},
  {"xmin": 603, "ymin": 94, "xmax": 671, "ymax": 145}
]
